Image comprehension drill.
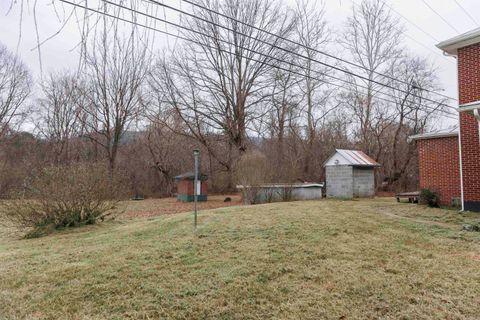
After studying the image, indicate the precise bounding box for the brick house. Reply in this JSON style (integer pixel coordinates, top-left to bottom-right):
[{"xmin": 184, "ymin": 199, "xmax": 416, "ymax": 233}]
[
  {"xmin": 409, "ymin": 130, "xmax": 461, "ymax": 206},
  {"xmin": 432, "ymin": 29, "xmax": 480, "ymax": 212}
]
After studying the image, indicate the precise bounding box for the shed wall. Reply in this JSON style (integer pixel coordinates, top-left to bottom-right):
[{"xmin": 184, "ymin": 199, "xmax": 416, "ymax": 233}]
[
  {"xmin": 326, "ymin": 166, "xmax": 353, "ymax": 198},
  {"xmin": 291, "ymin": 187, "xmax": 322, "ymax": 200},
  {"xmin": 176, "ymin": 180, "xmax": 208, "ymax": 202},
  {"xmin": 352, "ymin": 167, "xmax": 375, "ymax": 197},
  {"xmin": 242, "ymin": 186, "xmax": 322, "ymax": 204}
]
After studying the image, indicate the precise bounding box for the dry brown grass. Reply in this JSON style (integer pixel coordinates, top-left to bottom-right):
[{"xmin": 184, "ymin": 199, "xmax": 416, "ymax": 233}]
[
  {"xmin": 1, "ymin": 198, "xmax": 479, "ymax": 319},
  {"xmin": 117, "ymin": 194, "xmax": 243, "ymax": 219}
]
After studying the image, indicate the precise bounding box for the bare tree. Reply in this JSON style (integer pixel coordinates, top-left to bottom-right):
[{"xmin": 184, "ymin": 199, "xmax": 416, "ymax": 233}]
[
  {"xmin": 79, "ymin": 29, "xmax": 151, "ymax": 172},
  {"xmin": 266, "ymin": 62, "xmax": 301, "ymax": 173},
  {"xmin": 382, "ymin": 55, "xmax": 447, "ymax": 188},
  {"xmin": 341, "ymin": 1, "xmax": 448, "ymax": 190},
  {"xmin": 149, "ymin": 0, "xmax": 295, "ymax": 188},
  {"xmin": 0, "ymin": 43, "xmax": 32, "ymax": 136},
  {"xmin": 292, "ymin": 0, "xmax": 336, "ymax": 178},
  {"xmin": 143, "ymin": 123, "xmax": 194, "ymax": 195},
  {"xmin": 36, "ymin": 72, "xmax": 84, "ymax": 164},
  {"xmin": 340, "ymin": 0, "xmax": 403, "ymax": 156},
  {"xmin": 3, "ymin": 0, "xmax": 451, "ymax": 195}
]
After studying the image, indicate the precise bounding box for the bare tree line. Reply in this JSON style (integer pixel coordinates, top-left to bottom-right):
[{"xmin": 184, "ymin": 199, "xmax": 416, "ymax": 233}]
[{"xmin": 0, "ymin": 0, "xmax": 451, "ymax": 197}]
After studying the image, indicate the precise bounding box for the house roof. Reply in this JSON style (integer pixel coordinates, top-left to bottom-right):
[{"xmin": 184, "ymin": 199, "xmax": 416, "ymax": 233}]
[
  {"xmin": 408, "ymin": 127, "xmax": 459, "ymax": 142},
  {"xmin": 458, "ymin": 100, "xmax": 480, "ymax": 113},
  {"xmin": 324, "ymin": 149, "xmax": 380, "ymax": 167},
  {"xmin": 175, "ymin": 172, "xmax": 208, "ymax": 181},
  {"xmin": 437, "ymin": 28, "xmax": 480, "ymax": 55}
]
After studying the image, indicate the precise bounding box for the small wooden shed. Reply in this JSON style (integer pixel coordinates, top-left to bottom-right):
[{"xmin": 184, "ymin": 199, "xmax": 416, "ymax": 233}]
[
  {"xmin": 175, "ymin": 172, "xmax": 208, "ymax": 202},
  {"xmin": 324, "ymin": 149, "xmax": 380, "ymax": 198}
]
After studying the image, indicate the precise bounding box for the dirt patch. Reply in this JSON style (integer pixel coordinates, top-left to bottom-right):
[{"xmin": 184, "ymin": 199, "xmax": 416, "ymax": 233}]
[{"xmin": 119, "ymin": 194, "xmax": 243, "ymax": 219}]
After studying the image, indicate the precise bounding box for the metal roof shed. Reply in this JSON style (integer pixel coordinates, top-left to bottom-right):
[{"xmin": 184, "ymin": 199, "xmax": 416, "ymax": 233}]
[
  {"xmin": 324, "ymin": 149, "xmax": 380, "ymax": 198},
  {"xmin": 175, "ymin": 172, "xmax": 208, "ymax": 202}
]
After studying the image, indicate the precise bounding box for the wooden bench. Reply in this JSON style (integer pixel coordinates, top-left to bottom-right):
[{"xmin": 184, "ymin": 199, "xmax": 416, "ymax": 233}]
[{"xmin": 395, "ymin": 191, "xmax": 420, "ymax": 204}]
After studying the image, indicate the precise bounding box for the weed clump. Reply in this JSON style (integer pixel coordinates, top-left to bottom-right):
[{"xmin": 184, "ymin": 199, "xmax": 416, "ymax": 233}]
[
  {"xmin": 420, "ymin": 188, "xmax": 440, "ymax": 208},
  {"xmin": 0, "ymin": 162, "xmax": 126, "ymax": 238}
]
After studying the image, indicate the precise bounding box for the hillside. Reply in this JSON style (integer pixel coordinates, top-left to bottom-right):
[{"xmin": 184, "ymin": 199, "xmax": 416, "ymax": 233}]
[{"xmin": 1, "ymin": 199, "xmax": 479, "ymax": 319}]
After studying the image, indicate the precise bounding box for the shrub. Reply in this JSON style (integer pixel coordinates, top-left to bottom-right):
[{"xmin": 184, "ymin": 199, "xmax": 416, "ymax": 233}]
[
  {"xmin": 420, "ymin": 188, "xmax": 440, "ymax": 208},
  {"xmin": 0, "ymin": 163, "xmax": 126, "ymax": 238},
  {"xmin": 234, "ymin": 151, "xmax": 273, "ymax": 204},
  {"xmin": 280, "ymin": 185, "xmax": 294, "ymax": 202}
]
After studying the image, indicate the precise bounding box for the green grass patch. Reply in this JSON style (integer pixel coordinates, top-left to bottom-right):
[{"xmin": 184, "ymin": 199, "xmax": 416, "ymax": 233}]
[{"xmin": 1, "ymin": 199, "xmax": 479, "ymax": 319}]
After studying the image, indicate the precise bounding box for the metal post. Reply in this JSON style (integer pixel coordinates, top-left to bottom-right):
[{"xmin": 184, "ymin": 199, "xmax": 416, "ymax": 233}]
[{"xmin": 193, "ymin": 149, "xmax": 200, "ymax": 233}]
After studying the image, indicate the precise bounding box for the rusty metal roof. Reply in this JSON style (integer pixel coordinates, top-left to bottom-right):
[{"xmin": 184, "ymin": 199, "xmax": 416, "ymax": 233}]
[
  {"xmin": 328, "ymin": 149, "xmax": 380, "ymax": 167},
  {"xmin": 336, "ymin": 149, "xmax": 380, "ymax": 167}
]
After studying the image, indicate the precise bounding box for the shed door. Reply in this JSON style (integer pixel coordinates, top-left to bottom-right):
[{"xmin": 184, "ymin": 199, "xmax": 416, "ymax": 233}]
[{"xmin": 196, "ymin": 181, "xmax": 201, "ymax": 195}]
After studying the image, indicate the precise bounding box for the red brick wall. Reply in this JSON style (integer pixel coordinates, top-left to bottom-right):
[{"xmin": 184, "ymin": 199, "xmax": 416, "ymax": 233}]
[
  {"xmin": 417, "ymin": 136, "xmax": 461, "ymax": 206},
  {"xmin": 176, "ymin": 180, "xmax": 208, "ymax": 195},
  {"xmin": 458, "ymin": 44, "xmax": 480, "ymax": 103},
  {"xmin": 458, "ymin": 43, "xmax": 480, "ymax": 210}
]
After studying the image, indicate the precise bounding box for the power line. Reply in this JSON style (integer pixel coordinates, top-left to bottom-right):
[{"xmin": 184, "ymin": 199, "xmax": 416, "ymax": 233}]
[
  {"xmin": 148, "ymin": 0, "xmax": 456, "ymax": 109},
  {"xmin": 420, "ymin": 0, "xmax": 460, "ymax": 33},
  {"xmin": 381, "ymin": 0, "xmax": 460, "ymax": 65},
  {"xmin": 403, "ymin": 30, "xmax": 456, "ymax": 63},
  {"xmin": 106, "ymin": 0, "xmax": 457, "ymax": 114},
  {"xmin": 58, "ymin": 0, "xmax": 459, "ymax": 120},
  {"xmin": 349, "ymin": 0, "xmax": 456, "ymax": 67},
  {"xmin": 63, "ymin": 0, "xmax": 459, "ymax": 119},
  {"xmin": 382, "ymin": 1, "xmax": 440, "ymax": 42},
  {"xmin": 179, "ymin": 0, "xmax": 457, "ymax": 102},
  {"xmin": 453, "ymin": 0, "xmax": 480, "ymax": 27}
]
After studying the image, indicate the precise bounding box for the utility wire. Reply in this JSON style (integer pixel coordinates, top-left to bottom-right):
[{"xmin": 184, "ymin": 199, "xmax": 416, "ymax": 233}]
[
  {"xmin": 382, "ymin": 1, "xmax": 440, "ymax": 42},
  {"xmin": 348, "ymin": 0, "xmax": 456, "ymax": 66},
  {"xmin": 401, "ymin": 30, "xmax": 454, "ymax": 63},
  {"xmin": 420, "ymin": 0, "xmax": 460, "ymax": 33},
  {"xmin": 65, "ymin": 0, "xmax": 459, "ymax": 119},
  {"xmin": 58, "ymin": 0, "xmax": 458, "ymax": 120},
  {"xmin": 453, "ymin": 0, "xmax": 480, "ymax": 27},
  {"xmin": 104, "ymin": 0, "xmax": 457, "ymax": 114},
  {"xmin": 179, "ymin": 0, "xmax": 457, "ymax": 102}
]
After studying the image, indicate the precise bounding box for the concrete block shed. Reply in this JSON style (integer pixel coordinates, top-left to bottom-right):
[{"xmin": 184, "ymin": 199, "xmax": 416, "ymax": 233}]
[{"xmin": 324, "ymin": 149, "xmax": 381, "ymax": 198}]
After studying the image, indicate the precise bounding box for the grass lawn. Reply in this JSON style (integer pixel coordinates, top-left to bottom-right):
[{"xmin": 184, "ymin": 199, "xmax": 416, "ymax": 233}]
[{"xmin": 1, "ymin": 199, "xmax": 480, "ymax": 319}]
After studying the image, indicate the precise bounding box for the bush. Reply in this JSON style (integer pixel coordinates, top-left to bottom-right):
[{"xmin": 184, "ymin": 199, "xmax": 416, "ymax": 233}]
[
  {"xmin": 279, "ymin": 185, "xmax": 294, "ymax": 202},
  {"xmin": 420, "ymin": 188, "xmax": 440, "ymax": 208},
  {"xmin": 234, "ymin": 151, "xmax": 273, "ymax": 204},
  {"xmin": 0, "ymin": 163, "xmax": 126, "ymax": 238}
]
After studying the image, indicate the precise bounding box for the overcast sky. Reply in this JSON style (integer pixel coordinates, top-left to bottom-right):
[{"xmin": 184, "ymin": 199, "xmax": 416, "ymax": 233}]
[{"xmin": 1, "ymin": 0, "xmax": 479, "ymax": 128}]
